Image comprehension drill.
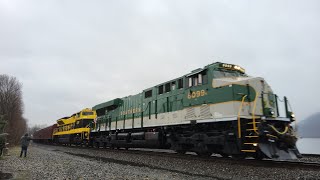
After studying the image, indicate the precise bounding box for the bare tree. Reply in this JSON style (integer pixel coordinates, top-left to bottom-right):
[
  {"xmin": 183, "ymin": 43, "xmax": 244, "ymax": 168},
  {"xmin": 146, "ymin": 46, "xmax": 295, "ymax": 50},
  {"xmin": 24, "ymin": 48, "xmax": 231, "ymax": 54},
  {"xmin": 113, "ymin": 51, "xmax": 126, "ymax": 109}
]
[
  {"xmin": 28, "ymin": 124, "xmax": 46, "ymax": 137},
  {"xmin": 0, "ymin": 74, "xmax": 27, "ymax": 145}
]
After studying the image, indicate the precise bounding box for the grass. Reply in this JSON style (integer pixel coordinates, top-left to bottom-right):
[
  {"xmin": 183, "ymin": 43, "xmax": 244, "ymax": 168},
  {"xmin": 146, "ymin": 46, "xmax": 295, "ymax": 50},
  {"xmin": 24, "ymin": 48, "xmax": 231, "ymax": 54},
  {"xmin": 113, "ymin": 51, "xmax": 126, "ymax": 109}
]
[{"xmin": 0, "ymin": 146, "xmax": 32, "ymax": 180}]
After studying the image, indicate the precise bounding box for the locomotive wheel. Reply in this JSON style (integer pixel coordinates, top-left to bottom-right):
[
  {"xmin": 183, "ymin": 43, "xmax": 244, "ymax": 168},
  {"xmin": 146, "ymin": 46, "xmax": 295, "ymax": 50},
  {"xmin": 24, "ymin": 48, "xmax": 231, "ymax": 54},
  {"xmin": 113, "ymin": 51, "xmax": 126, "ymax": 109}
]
[
  {"xmin": 232, "ymin": 154, "xmax": 246, "ymax": 160},
  {"xmin": 254, "ymin": 150, "xmax": 265, "ymax": 160},
  {"xmin": 220, "ymin": 153, "xmax": 229, "ymax": 158},
  {"xmin": 81, "ymin": 140, "xmax": 88, "ymax": 147},
  {"xmin": 196, "ymin": 152, "xmax": 212, "ymax": 157},
  {"xmin": 195, "ymin": 142, "xmax": 211, "ymax": 157},
  {"xmin": 175, "ymin": 150, "xmax": 186, "ymax": 154}
]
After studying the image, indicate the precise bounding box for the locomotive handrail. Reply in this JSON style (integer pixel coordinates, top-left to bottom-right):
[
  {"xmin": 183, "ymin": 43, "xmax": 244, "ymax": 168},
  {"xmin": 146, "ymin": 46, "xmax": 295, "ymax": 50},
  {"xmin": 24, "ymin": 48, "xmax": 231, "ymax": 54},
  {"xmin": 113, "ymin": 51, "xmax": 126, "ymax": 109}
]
[
  {"xmin": 277, "ymin": 96, "xmax": 284, "ymax": 102},
  {"xmin": 251, "ymin": 93, "xmax": 259, "ymax": 134},
  {"xmin": 268, "ymin": 124, "xmax": 289, "ymax": 135},
  {"xmin": 237, "ymin": 95, "xmax": 247, "ymax": 138},
  {"xmin": 286, "ymin": 99, "xmax": 298, "ymax": 131}
]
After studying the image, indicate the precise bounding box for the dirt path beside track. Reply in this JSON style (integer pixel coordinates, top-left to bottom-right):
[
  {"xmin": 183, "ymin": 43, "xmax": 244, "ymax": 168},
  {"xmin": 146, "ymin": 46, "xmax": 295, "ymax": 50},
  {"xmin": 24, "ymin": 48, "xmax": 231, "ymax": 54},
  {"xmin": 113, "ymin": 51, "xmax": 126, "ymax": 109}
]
[{"xmin": 0, "ymin": 145, "xmax": 214, "ymax": 180}]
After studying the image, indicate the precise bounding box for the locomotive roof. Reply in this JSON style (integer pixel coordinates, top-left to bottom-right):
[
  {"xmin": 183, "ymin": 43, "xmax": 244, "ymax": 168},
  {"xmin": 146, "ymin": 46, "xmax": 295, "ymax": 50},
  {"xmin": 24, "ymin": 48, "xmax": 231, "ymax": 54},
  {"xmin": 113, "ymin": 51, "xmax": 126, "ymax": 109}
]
[
  {"xmin": 93, "ymin": 98, "xmax": 123, "ymax": 111},
  {"xmin": 92, "ymin": 62, "xmax": 245, "ymax": 112}
]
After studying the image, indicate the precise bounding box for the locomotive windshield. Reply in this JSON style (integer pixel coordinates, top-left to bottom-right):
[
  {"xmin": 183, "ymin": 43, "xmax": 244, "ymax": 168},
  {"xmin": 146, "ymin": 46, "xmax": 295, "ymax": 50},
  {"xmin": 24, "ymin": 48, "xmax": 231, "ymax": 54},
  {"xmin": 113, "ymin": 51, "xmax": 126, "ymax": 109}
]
[
  {"xmin": 82, "ymin": 112, "xmax": 94, "ymax": 115},
  {"xmin": 213, "ymin": 70, "xmax": 248, "ymax": 78}
]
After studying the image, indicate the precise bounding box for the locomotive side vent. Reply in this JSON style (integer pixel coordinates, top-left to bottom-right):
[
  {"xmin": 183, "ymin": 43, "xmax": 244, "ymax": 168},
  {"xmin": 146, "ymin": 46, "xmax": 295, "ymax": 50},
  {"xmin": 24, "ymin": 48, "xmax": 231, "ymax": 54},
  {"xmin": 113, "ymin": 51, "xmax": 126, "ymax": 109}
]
[
  {"xmin": 200, "ymin": 104, "xmax": 211, "ymax": 119},
  {"xmin": 186, "ymin": 107, "xmax": 196, "ymax": 119}
]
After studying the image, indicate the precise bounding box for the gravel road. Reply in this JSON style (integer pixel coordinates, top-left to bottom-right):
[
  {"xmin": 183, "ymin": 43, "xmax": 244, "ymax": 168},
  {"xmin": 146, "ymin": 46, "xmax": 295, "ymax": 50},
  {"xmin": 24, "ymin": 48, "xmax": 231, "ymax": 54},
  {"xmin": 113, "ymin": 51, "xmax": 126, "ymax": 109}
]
[{"xmin": 1, "ymin": 144, "xmax": 320, "ymax": 180}]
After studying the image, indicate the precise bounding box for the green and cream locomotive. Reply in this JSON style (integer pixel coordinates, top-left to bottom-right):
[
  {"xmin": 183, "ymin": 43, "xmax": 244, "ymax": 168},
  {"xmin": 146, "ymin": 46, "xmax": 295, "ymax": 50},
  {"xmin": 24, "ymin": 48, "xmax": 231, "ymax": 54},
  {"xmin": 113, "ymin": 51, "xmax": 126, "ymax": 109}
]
[{"xmin": 90, "ymin": 62, "xmax": 300, "ymax": 159}]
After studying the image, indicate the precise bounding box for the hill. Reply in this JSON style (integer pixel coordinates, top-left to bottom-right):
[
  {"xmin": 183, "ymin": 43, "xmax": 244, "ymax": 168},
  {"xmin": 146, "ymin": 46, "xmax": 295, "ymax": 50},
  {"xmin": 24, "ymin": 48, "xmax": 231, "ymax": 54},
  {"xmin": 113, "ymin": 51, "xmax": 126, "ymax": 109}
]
[{"xmin": 298, "ymin": 112, "xmax": 320, "ymax": 138}]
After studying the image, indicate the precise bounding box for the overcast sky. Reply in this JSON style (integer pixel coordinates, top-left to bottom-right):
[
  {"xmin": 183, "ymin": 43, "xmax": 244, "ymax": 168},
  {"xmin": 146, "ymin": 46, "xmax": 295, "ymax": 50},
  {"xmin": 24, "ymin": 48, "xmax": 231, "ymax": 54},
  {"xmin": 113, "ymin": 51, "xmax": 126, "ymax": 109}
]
[{"xmin": 0, "ymin": 0, "xmax": 319, "ymax": 126}]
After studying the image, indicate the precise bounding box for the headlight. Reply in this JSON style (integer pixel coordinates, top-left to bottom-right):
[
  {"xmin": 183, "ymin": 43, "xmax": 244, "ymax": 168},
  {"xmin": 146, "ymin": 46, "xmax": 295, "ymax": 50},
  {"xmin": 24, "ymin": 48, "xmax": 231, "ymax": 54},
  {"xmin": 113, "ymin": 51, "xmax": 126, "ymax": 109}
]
[
  {"xmin": 264, "ymin": 108, "xmax": 275, "ymax": 117},
  {"xmin": 285, "ymin": 111, "xmax": 296, "ymax": 121},
  {"xmin": 291, "ymin": 113, "xmax": 295, "ymax": 118},
  {"xmin": 287, "ymin": 111, "xmax": 295, "ymax": 120}
]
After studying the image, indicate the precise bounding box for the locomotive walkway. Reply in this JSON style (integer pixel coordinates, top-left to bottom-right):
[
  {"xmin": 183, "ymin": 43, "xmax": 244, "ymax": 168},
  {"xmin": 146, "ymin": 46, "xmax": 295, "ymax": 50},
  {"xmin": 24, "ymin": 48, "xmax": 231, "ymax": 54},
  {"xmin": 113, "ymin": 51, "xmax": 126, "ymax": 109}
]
[{"xmin": 1, "ymin": 143, "xmax": 320, "ymax": 180}]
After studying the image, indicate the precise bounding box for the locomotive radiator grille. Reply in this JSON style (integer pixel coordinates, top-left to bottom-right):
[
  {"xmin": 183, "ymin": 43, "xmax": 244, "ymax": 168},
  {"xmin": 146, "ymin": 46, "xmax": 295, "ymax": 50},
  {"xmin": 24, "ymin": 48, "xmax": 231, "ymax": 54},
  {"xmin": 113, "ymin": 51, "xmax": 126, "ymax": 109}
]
[
  {"xmin": 185, "ymin": 108, "xmax": 196, "ymax": 119},
  {"xmin": 200, "ymin": 105, "xmax": 211, "ymax": 118}
]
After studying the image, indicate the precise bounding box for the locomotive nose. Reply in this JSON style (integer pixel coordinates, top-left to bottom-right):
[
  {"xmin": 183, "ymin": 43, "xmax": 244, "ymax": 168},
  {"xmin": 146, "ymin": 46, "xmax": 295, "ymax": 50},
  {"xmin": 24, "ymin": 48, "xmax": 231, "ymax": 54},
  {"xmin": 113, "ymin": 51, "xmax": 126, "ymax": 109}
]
[{"xmin": 212, "ymin": 76, "xmax": 278, "ymax": 117}]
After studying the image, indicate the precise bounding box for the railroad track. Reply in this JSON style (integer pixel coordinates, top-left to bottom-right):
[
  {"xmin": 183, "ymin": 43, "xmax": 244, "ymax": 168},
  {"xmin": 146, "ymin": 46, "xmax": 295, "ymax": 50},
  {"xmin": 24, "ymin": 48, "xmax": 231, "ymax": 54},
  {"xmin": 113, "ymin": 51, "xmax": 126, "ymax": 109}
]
[
  {"xmin": 301, "ymin": 154, "xmax": 320, "ymax": 158},
  {"xmin": 246, "ymin": 159, "xmax": 320, "ymax": 170},
  {"xmin": 125, "ymin": 149, "xmax": 320, "ymax": 170},
  {"xmin": 37, "ymin": 143, "xmax": 320, "ymax": 171}
]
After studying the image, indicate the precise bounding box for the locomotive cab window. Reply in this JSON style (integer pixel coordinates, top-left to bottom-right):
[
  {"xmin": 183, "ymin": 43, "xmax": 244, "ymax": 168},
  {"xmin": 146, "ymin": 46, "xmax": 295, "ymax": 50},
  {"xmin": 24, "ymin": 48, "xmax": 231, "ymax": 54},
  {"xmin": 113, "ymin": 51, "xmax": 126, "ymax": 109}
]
[
  {"xmin": 75, "ymin": 120, "xmax": 81, "ymax": 128},
  {"xmin": 82, "ymin": 112, "xmax": 94, "ymax": 116},
  {"xmin": 187, "ymin": 71, "xmax": 208, "ymax": 87},
  {"xmin": 213, "ymin": 70, "xmax": 247, "ymax": 78}
]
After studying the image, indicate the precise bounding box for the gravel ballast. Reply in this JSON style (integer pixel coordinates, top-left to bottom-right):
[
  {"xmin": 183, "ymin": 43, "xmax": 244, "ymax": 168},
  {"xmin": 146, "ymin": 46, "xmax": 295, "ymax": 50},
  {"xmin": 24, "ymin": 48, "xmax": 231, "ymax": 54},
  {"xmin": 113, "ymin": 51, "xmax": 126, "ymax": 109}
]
[{"xmin": 1, "ymin": 144, "xmax": 320, "ymax": 180}]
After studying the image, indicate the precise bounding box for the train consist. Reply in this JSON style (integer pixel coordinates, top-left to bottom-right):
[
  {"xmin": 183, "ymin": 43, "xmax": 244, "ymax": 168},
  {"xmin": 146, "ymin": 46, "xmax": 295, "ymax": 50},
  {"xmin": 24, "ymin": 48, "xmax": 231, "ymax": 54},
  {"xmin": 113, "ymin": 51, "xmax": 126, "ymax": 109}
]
[{"xmin": 33, "ymin": 62, "xmax": 301, "ymax": 160}]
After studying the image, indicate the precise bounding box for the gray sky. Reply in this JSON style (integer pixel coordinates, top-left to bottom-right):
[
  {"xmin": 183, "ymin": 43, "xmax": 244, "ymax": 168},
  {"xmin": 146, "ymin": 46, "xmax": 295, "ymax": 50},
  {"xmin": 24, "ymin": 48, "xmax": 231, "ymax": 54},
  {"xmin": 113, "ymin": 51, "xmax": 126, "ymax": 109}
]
[{"xmin": 0, "ymin": 0, "xmax": 319, "ymax": 126}]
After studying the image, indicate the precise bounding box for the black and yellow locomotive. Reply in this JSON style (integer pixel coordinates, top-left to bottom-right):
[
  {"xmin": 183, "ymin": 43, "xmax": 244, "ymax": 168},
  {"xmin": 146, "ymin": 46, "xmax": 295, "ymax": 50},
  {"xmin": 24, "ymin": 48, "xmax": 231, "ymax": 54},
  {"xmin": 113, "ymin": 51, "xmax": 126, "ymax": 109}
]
[{"xmin": 52, "ymin": 108, "xmax": 96, "ymax": 145}]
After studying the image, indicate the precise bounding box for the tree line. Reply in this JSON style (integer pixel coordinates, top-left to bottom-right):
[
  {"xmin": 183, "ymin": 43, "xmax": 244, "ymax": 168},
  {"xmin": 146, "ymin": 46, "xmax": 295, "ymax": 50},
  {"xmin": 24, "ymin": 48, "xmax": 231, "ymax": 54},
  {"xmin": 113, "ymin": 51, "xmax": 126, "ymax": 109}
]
[{"xmin": 0, "ymin": 74, "xmax": 27, "ymax": 145}]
